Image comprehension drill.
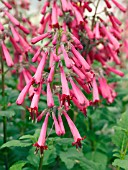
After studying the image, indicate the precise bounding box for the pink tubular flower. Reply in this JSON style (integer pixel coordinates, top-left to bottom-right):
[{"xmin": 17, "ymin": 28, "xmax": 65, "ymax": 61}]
[
  {"xmin": 72, "ymin": 5, "xmax": 84, "ymax": 25},
  {"xmin": 52, "ymin": 51, "xmax": 60, "ymax": 62},
  {"xmin": 31, "ymin": 32, "xmax": 51, "ymax": 44},
  {"xmin": 72, "ymin": 65, "xmax": 85, "ymax": 80},
  {"xmin": 52, "ymin": 32, "xmax": 58, "ymax": 45},
  {"xmin": 94, "ymin": 23, "xmax": 101, "ymax": 39},
  {"xmin": 22, "ymin": 69, "xmax": 34, "ymax": 98},
  {"xmin": 2, "ymin": 1, "xmax": 12, "ymax": 9},
  {"xmin": 100, "ymin": 25, "xmax": 120, "ymax": 50},
  {"xmin": 111, "ymin": 14, "xmax": 122, "ymax": 26},
  {"xmin": 52, "ymin": 1, "xmax": 59, "ymax": 28},
  {"xmin": 41, "ymin": 1, "xmax": 50, "ymax": 14},
  {"xmin": 106, "ymin": 44, "xmax": 121, "ymax": 65},
  {"xmin": 71, "ymin": 45, "xmax": 90, "ymax": 71},
  {"xmin": 47, "ymin": 65, "xmax": 55, "ymax": 83},
  {"xmin": 56, "ymin": 4, "xmax": 63, "ymax": 16},
  {"xmin": 58, "ymin": 114, "xmax": 65, "ymax": 135},
  {"xmin": 52, "ymin": 112, "xmax": 62, "ymax": 136},
  {"xmin": 17, "ymin": 72, "xmax": 24, "ymax": 91},
  {"xmin": 92, "ymin": 77, "xmax": 100, "ymax": 104},
  {"xmin": 112, "ymin": 0, "xmax": 126, "ymax": 13},
  {"xmin": 70, "ymin": 33, "xmax": 83, "ymax": 48},
  {"xmin": 10, "ymin": 36, "xmax": 22, "ymax": 54},
  {"xmin": 0, "ymin": 22, "xmax": 4, "ymax": 31},
  {"xmin": 32, "ymin": 48, "xmax": 41, "ymax": 63},
  {"xmin": 4, "ymin": 10, "xmax": 20, "ymax": 26},
  {"xmin": 18, "ymin": 24, "xmax": 30, "ymax": 34},
  {"xmin": 1, "ymin": 41, "xmax": 14, "ymax": 67},
  {"xmin": 10, "ymin": 25, "xmax": 20, "ymax": 42},
  {"xmin": 36, "ymin": 109, "xmax": 47, "ymax": 122},
  {"xmin": 18, "ymin": 34, "xmax": 31, "ymax": 52},
  {"xmin": 63, "ymin": 111, "xmax": 85, "ymax": 148},
  {"xmin": 38, "ymin": 13, "xmax": 51, "ymax": 34},
  {"xmin": 84, "ymin": 23, "xmax": 94, "ymax": 39},
  {"xmin": 60, "ymin": 66, "xmax": 70, "ymax": 105},
  {"xmin": 33, "ymin": 113, "xmax": 50, "ymax": 154},
  {"xmin": 107, "ymin": 66, "xmax": 124, "ymax": 77},
  {"xmin": 71, "ymin": 94, "xmax": 86, "ymax": 115},
  {"xmin": 34, "ymin": 52, "xmax": 47, "ymax": 84},
  {"xmin": 75, "ymin": 77, "xmax": 91, "ymax": 94},
  {"xmin": 83, "ymin": 2, "xmax": 92, "ymax": 12},
  {"xmin": 71, "ymin": 55, "xmax": 82, "ymax": 68},
  {"xmin": 61, "ymin": 44, "xmax": 72, "ymax": 69},
  {"xmin": 61, "ymin": 23, "xmax": 67, "ymax": 42},
  {"xmin": 49, "ymin": 52, "xmax": 54, "ymax": 68},
  {"xmin": 60, "ymin": 0, "xmax": 70, "ymax": 12},
  {"xmin": 98, "ymin": 77, "xmax": 113, "ymax": 103},
  {"xmin": 105, "ymin": 0, "xmax": 111, "ymax": 8},
  {"xmin": 110, "ymin": 28, "xmax": 121, "ymax": 40},
  {"xmin": 108, "ymin": 14, "xmax": 121, "ymax": 33},
  {"xmin": 16, "ymin": 78, "xmax": 34, "ymax": 105},
  {"xmin": 47, "ymin": 83, "xmax": 54, "ymax": 108},
  {"xmin": 69, "ymin": 77, "xmax": 89, "ymax": 106},
  {"xmin": 29, "ymin": 82, "xmax": 42, "ymax": 118}
]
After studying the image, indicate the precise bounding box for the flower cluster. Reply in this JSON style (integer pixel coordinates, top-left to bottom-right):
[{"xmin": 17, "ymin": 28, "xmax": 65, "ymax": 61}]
[{"xmin": 15, "ymin": 0, "xmax": 126, "ymax": 154}]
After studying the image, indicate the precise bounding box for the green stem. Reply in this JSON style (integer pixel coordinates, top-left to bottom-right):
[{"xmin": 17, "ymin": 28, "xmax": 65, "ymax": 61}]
[
  {"xmin": 91, "ymin": 0, "xmax": 101, "ymax": 30},
  {"xmin": 1, "ymin": 47, "xmax": 8, "ymax": 170},
  {"xmin": 38, "ymin": 154, "xmax": 44, "ymax": 170},
  {"xmin": 88, "ymin": 116, "xmax": 95, "ymax": 151},
  {"xmin": 116, "ymin": 166, "xmax": 120, "ymax": 170}
]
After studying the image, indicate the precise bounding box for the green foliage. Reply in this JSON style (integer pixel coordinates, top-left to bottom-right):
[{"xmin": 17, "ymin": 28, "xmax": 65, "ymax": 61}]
[
  {"xmin": 9, "ymin": 161, "xmax": 27, "ymax": 170},
  {"xmin": 1, "ymin": 140, "xmax": 32, "ymax": 149},
  {"xmin": 112, "ymin": 111, "xmax": 128, "ymax": 170}
]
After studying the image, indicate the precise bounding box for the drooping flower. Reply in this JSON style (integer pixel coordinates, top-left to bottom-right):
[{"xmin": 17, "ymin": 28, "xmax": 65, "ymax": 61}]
[
  {"xmin": 52, "ymin": 112, "xmax": 62, "ymax": 136},
  {"xmin": 112, "ymin": 0, "xmax": 126, "ymax": 13},
  {"xmin": 16, "ymin": 78, "xmax": 34, "ymax": 105},
  {"xmin": 104, "ymin": 0, "xmax": 112, "ymax": 8},
  {"xmin": 69, "ymin": 77, "xmax": 89, "ymax": 107},
  {"xmin": 51, "ymin": 1, "xmax": 59, "ymax": 28},
  {"xmin": 2, "ymin": 0, "xmax": 12, "ymax": 9},
  {"xmin": 47, "ymin": 83, "xmax": 54, "ymax": 108},
  {"xmin": 28, "ymin": 82, "xmax": 42, "ymax": 119},
  {"xmin": 1, "ymin": 41, "xmax": 14, "ymax": 67},
  {"xmin": 32, "ymin": 47, "xmax": 41, "ymax": 63},
  {"xmin": 63, "ymin": 111, "xmax": 85, "ymax": 148},
  {"xmin": 71, "ymin": 44, "xmax": 90, "ymax": 71},
  {"xmin": 33, "ymin": 113, "xmax": 50, "ymax": 154},
  {"xmin": 60, "ymin": 65, "xmax": 70, "ymax": 106},
  {"xmin": 31, "ymin": 32, "xmax": 51, "ymax": 44},
  {"xmin": 47, "ymin": 65, "xmax": 55, "ymax": 83},
  {"xmin": 61, "ymin": 44, "xmax": 72, "ymax": 69},
  {"xmin": 0, "ymin": 22, "xmax": 4, "ymax": 31},
  {"xmin": 58, "ymin": 113, "xmax": 65, "ymax": 135},
  {"xmin": 4, "ymin": 10, "xmax": 20, "ymax": 26},
  {"xmin": 10, "ymin": 25, "xmax": 20, "ymax": 42},
  {"xmin": 33, "ymin": 52, "xmax": 47, "ymax": 84},
  {"xmin": 92, "ymin": 77, "xmax": 100, "ymax": 104}
]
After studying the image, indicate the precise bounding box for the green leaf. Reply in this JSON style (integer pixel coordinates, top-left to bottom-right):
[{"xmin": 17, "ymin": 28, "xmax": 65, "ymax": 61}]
[
  {"xmin": 112, "ymin": 155, "xmax": 128, "ymax": 170},
  {"xmin": 9, "ymin": 103, "xmax": 25, "ymax": 111},
  {"xmin": 112, "ymin": 112, "xmax": 128, "ymax": 149},
  {"xmin": 1, "ymin": 140, "xmax": 32, "ymax": 149},
  {"xmin": 0, "ymin": 110, "xmax": 15, "ymax": 118},
  {"xmin": 19, "ymin": 135, "xmax": 36, "ymax": 142},
  {"xmin": 118, "ymin": 112, "xmax": 128, "ymax": 130},
  {"xmin": 59, "ymin": 147, "xmax": 84, "ymax": 169},
  {"xmin": 9, "ymin": 161, "xmax": 27, "ymax": 170},
  {"xmin": 43, "ymin": 147, "xmax": 57, "ymax": 165},
  {"xmin": 27, "ymin": 148, "xmax": 40, "ymax": 168},
  {"xmin": 85, "ymin": 151, "xmax": 108, "ymax": 167}
]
